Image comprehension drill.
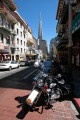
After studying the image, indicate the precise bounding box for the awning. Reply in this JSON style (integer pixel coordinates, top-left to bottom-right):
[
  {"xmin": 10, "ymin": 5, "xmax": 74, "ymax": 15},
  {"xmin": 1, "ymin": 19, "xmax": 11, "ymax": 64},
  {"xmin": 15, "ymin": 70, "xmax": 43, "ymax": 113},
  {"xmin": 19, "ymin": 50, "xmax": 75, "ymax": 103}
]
[
  {"xmin": 27, "ymin": 39, "xmax": 34, "ymax": 45},
  {"xmin": 0, "ymin": 45, "xmax": 9, "ymax": 54},
  {"xmin": 0, "ymin": 50, "xmax": 9, "ymax": 54},
  {"xmin": 72, "ymin": 13, "xmax": 80, "ymax": 34}
]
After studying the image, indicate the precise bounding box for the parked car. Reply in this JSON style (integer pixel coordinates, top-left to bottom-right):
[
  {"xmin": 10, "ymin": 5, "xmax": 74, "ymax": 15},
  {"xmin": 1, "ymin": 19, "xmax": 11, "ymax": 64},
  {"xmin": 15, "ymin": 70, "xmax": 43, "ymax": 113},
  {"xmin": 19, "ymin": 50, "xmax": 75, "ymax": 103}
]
[
  {"xmin": 0, "ymin": 61, "xmax": 20, "ymax": 71},
  {"xmin": 19, "ymin": 60, "xmax": 26, "ymax": 66},
  {"xmin": 19, "ymin": 60, "xmax": 31, "ymax": 66}
]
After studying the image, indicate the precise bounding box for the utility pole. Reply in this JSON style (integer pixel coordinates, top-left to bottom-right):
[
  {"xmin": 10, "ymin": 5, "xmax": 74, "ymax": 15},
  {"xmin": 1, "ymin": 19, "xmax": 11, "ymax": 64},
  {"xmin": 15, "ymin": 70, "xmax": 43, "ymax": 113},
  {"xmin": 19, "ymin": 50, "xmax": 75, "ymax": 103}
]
[{"xmin": 64, "ymin": 0, "xmax": 76, "ymax": 79}]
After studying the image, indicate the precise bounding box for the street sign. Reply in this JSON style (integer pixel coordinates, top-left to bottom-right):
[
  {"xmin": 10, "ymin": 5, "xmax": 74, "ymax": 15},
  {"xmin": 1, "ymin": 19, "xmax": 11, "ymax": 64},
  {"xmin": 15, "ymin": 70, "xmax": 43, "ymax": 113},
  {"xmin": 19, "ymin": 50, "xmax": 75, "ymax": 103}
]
[{"xmin": 64, "ymin": 0, "xmax": 77, "ymax": 4}]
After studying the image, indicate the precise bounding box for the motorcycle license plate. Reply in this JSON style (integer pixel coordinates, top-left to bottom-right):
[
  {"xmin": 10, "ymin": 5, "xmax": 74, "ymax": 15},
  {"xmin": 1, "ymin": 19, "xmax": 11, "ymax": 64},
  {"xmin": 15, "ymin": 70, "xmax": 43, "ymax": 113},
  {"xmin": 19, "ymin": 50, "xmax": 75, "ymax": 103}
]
[{"xmin": 26, "ymin": 89, "xmax": 39, "ymax": 105}]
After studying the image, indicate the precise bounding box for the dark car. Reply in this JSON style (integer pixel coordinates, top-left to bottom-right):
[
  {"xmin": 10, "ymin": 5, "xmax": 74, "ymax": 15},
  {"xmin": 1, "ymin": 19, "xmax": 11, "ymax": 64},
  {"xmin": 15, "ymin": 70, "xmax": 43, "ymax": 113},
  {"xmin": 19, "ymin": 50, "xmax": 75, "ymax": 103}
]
[
  {"xmin": 19, "ymin": 60, "xmax": 33, "ymax": 66},
  {"xmin": 19, "ymin": 60, "xmax": 30, "ymax": 66},
  {"xmin": 19, "ymin": 60, "xmax": 26, "ymax": 66}
]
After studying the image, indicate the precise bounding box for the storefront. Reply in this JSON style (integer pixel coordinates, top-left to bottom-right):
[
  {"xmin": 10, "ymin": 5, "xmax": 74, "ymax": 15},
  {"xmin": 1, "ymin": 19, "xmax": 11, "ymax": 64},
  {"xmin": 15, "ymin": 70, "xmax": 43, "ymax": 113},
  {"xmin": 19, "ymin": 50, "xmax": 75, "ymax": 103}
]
[
  {"xmin": 0, "ymin": 43, "xmax": 10, "ymax": 61},
  {"xmin": 72, "ymin": 13, "xmax": 80, "ymax": 68}
]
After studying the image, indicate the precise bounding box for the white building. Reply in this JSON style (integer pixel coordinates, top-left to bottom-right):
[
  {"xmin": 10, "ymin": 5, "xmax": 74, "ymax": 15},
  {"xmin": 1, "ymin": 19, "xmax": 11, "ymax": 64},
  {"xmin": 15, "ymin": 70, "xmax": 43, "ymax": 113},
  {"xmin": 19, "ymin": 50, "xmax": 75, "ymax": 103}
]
[
  {"xmin": 14, "ymin": 11, "xmax": 33, "ymax": 61},
  {"xmin": 0, "ymin": 0, "xmax": 18, "ymax": 61},
  {"xmin": 0, "ymin": 0, "xmax": 38, "ymax": 61}
]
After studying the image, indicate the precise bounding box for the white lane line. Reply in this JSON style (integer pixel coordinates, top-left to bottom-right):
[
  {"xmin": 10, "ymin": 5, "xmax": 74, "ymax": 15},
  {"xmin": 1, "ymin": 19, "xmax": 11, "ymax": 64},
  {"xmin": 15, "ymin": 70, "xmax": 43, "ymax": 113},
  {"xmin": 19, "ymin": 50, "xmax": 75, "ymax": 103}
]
[{"xmin": 23, "ymin": 69, "xmax": 37, "ymax": 79}]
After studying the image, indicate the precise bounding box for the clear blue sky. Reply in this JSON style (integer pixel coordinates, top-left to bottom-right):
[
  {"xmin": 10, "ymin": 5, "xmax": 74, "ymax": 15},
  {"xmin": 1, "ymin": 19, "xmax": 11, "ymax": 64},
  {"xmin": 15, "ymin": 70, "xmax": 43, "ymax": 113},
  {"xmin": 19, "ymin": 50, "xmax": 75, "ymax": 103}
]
[{"xmin": 14, "ymin": 0, "xmax": 58, "ymax": 46}]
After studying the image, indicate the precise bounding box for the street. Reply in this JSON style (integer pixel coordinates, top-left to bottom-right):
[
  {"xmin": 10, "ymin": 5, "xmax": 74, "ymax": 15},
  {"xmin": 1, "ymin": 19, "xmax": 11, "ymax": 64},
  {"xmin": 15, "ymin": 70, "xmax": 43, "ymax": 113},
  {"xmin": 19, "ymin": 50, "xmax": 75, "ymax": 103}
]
[
  {"xmin": 0, "ymin": 66, "xmax": 37, "ymax": 90},
  {"xmin": 0, "ymin": 66, "xmax": 29, "ymax": 79},
  {"xmin": 0, "ymin": 65, "xmax": 79, "ymax": 120}
]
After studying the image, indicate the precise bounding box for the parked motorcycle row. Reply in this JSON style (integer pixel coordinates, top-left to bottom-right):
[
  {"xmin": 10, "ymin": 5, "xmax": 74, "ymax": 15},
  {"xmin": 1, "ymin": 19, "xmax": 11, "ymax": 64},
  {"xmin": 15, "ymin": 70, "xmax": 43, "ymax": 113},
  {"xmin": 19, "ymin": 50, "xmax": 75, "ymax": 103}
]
[{"xmin": 26, "ymin": 61, "xmax": 72, "ymax": 112}]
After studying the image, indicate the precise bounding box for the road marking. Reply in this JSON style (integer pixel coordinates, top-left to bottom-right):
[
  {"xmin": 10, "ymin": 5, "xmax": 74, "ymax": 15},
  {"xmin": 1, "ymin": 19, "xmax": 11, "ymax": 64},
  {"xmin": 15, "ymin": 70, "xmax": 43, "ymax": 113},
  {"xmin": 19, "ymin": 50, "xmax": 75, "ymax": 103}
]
[{"xmin": 23, "ymin": 69, "xmax": 37, "ymax": 79}]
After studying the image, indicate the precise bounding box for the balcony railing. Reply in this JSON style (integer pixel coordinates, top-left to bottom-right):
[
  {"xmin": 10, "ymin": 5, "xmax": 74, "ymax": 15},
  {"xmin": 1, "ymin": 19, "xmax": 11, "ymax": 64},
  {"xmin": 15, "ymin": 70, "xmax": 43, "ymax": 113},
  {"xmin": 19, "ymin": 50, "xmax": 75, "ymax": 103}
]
[
  {"xmin": 0, "ymin": 23, "xmax": 10, "ymax": 32},
  {"xmin": 3, "ymin": 0, "xmax": 17, "ymax": 11},
  {"xmin": 10, "ymin": 29, "xmax": 17, "ymax": 35},
  {"xmin": 0, "ymin": 3, "xmax": 17, "ymax": 24}
]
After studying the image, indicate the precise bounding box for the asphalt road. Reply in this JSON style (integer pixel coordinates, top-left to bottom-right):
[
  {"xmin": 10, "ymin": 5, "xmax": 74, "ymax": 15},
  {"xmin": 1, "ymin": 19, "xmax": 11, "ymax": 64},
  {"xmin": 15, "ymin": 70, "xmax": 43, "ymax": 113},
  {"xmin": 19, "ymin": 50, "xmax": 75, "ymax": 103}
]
[
  {"xmin": 0, "ymin": 66, "xmax": 38, "ymax": 90},
  {"xmin": 0, "ymin": 66, "xmax": 29, "ymax": 79}
]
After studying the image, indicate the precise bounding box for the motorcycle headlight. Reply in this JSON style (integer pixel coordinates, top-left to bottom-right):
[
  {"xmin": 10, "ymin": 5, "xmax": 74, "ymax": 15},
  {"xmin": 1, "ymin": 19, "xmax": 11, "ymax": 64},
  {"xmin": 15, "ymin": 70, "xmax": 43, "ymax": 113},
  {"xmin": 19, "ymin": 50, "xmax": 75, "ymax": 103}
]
[
  {"xmin": 37, "ymin": 79, "xmax": 44, "ymax": 87},
  {"xmin": 33, "ymin": 76, "xmax": 38, "ymax": 81}
]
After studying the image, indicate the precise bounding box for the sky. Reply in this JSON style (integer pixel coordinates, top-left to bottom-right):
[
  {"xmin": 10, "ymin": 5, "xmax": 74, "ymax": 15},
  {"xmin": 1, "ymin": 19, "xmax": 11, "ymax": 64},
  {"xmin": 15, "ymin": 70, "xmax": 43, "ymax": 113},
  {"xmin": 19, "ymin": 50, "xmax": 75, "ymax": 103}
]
[{"xmin": 14, "ymin": 0, "xmax": 58, "ymax": 46}]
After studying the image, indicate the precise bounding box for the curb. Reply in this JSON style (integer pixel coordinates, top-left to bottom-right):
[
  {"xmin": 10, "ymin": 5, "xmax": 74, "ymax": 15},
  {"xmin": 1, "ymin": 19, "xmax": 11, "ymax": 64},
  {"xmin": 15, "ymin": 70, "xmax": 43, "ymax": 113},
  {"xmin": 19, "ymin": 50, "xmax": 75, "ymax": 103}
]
[{"xmin": 71, "ymin": 95, "xmax": 80, "ymax": 114}]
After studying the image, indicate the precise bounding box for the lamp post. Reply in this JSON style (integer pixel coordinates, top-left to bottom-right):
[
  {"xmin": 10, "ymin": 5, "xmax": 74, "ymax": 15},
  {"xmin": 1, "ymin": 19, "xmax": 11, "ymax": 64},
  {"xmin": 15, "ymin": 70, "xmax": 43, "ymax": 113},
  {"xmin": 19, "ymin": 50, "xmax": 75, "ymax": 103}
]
[{"xmin": 64, "ymin": 0, "xmax": 76, "ymax": 79}]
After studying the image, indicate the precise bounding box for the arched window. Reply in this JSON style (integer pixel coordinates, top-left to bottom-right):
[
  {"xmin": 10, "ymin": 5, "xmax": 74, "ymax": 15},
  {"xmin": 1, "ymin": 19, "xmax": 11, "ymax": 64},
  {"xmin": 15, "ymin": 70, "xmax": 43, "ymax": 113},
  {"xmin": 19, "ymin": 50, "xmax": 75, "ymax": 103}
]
[{"xmin": 0, "ymin": 33, "xmax": 3, "ymax": 42}]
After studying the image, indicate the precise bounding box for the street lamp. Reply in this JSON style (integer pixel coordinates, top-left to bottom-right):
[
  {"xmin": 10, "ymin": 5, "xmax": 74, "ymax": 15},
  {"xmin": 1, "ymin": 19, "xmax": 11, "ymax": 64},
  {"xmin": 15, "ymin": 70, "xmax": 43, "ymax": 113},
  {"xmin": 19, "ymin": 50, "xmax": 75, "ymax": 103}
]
[{"xmin": 64, "ymin": 0, "xmax": 77, "ymax": 79}]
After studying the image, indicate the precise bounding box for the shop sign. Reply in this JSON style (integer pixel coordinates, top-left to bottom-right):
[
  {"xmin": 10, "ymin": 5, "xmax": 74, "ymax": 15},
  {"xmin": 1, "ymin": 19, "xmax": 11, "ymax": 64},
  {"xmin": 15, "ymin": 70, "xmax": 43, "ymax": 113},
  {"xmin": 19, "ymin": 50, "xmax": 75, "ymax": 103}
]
[
  {"xmin": 4, "ymin": 46, "xmax": 9, "ymax": 52},
  {"xmin": 72, "ymin": 13, "xmax": 80, "ymax": 33}
]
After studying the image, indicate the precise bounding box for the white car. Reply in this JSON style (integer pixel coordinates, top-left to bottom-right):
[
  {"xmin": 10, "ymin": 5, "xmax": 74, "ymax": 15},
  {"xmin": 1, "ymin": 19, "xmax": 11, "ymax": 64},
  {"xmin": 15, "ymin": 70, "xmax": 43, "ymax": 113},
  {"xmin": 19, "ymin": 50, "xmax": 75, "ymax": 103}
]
[{"xmin": 0, "ymin": 61, "xmax": 20, "ymax": 71}]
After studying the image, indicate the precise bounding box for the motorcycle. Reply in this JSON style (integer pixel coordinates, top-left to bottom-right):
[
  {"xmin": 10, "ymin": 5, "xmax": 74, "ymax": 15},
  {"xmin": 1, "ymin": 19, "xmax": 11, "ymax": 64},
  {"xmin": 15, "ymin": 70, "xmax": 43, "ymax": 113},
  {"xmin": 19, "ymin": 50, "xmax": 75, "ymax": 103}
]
[
  {"xmin": 26, "ymin": 63, "xmax": 71, "ymax": 111},
  {"xmin": 51, "ymin": 74, "xmax": 71, "ymax": 99},
  {"xmin": 26, "ymin": 71, "xmax": 55, "ymax": 111}
]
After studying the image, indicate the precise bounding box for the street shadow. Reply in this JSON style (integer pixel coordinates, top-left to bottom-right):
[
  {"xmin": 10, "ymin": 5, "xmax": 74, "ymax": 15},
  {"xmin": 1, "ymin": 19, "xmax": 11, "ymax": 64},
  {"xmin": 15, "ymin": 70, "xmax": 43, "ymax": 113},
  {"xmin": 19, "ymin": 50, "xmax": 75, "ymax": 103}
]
[
  {"xmin": 15, "ymin": 95, "xmax": 30, "ymax": 119},
  {"xmin": 76, "ymin": 114, "xmax": 80, "ymax": 119},
  {"xmin": 15, "ymin": 94, "xmax": 53, "ymax": 119},
  {"xmin": 0, "ymin": 66, "xmax": 36, "ymax": 90}
]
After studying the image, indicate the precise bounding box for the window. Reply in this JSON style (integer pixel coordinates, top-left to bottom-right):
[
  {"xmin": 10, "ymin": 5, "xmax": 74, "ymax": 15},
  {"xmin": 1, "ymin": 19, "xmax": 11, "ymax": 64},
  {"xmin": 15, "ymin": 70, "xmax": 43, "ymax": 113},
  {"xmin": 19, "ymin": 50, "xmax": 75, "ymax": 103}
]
[
  {"xmin": 24, "ymin": 49, "xmax": 25, "ymax": 53},
  {"xmin": 20, "ymin": 23, "xmax": 22, "ymax": 28},
  {"xmin": 0, "ymin": 33, "xmax": 3, "ymax": 42},
  {"xmin": 24, "ymin": 34, "xmax": 25, "ymax": 38},
  {"xmin": 0, "ymin": 16, "xmax": 3, "ymax": 25},
  {"xmin": 20, "ymin": 32, "xmax": 22, "ymax": 37},
  {"xmin": 11, "ymin": 24, "xmax": 14, "ymax": 30},
  {"xmin": 17, "ymin": 38, "xmax": 19, "ymax": 44},
  {"xmin": 21, "ymin": 40, "xmax": 22, "ymax": 45},
  {"xmin": 24, "ymin": 41, "xmax": 25, "ymax": 46},
  {"xmin": 17, "ymin": 29, "xmax": 19, "ymax": 34},
  {"xmin": 17, "ymin": 47, "xmax": 19, "ymax": 51},
  {"xmin": 6, "ymin": 20, "xmax": 10, "ymax": 29},
  {"xmin": 21, "ymin": 48, "xmax": 22, "ymax": 53},
  {"xmin": 6, "ymin": 36, "xmax": 10, "ymax": 44}
]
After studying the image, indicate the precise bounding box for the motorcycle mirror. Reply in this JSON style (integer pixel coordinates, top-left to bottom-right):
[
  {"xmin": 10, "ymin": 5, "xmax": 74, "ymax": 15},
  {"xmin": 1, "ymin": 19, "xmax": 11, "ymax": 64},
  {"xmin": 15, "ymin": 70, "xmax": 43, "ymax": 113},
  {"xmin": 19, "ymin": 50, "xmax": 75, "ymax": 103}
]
[
  {"xmin": 58, "ymin": 79, "xmax": 65, "ymax": 84},
  {"xmin": 57, "ymin": 74, "xmax": 62, "ymax": 78}
]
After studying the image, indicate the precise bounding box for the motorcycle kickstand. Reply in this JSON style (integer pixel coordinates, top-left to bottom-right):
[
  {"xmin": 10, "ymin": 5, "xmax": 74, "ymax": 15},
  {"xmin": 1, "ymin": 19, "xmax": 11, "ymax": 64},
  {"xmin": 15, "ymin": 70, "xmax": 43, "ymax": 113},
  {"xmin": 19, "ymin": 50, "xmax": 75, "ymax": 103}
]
[{"xmin": 37, "ymin": 105, "xmax": 44, "ymax": 114}]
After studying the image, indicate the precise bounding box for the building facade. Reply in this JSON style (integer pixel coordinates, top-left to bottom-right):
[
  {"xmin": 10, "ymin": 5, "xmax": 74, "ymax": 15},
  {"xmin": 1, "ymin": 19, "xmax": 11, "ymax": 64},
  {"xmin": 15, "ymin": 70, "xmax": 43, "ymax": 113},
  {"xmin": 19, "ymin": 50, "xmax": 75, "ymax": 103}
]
[
  {"xmin": 0, "ymin": 0, "xmax": 17, "ymax": 61},
  {"xmin": 0, "ymin": 0, "xmax": 38, "ymax": 61},
  {"xmin": 50, "ymin": 37, "xmax": 58, "ymax": 59},
  {"xmin": 56, "ymin": 0, "xmax": 80, "ymax": 68}
]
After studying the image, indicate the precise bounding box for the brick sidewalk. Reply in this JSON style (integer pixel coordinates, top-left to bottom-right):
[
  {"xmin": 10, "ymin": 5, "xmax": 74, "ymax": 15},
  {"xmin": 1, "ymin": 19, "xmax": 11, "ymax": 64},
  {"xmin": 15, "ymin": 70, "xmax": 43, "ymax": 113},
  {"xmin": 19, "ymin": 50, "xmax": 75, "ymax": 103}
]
[{"xmin": 0, "ymin": 88, "xmax": 79, "ymax": 120}]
